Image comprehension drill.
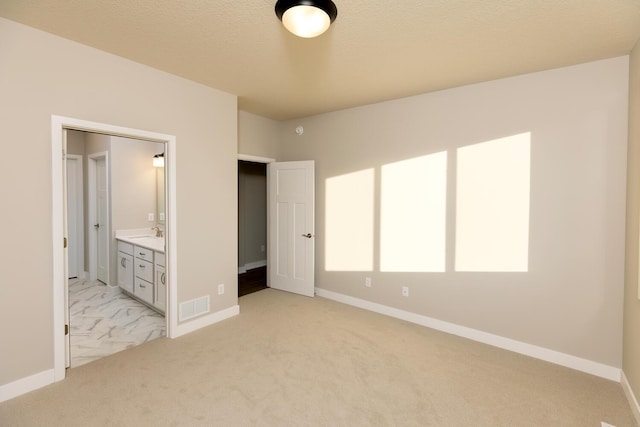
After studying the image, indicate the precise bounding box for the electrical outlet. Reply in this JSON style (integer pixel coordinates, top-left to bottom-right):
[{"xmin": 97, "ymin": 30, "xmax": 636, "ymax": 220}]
[
  {"xmin": 147, "ymin": 213, "xmax": 154, "ymax": 221},
  {"xmin": 261, "ymin": 245, "xmax": 265, "ymax": 252},
  {"xmin": 365, "ymin": 277, "xmax": 372, "ymax": 287},
  {"xmin": 402, "ymin": 286, "xmax": 409, "ymax": 297},
  {"xmin": 218, "ymin": 284, "xmax": 224, "ymax": 295}
]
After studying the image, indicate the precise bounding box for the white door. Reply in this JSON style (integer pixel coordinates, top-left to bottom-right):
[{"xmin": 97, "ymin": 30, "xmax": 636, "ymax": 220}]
[
  {"xmin": 96, "ymin": 157, "xmax": 110, "ymax": 285},
  {"xmin": 268, "ymin": 161, "xmax": 315, "ymax": 297},
  {"xmin": 66, "ymin": 155, "xmax": 83, "ymax": 279}
]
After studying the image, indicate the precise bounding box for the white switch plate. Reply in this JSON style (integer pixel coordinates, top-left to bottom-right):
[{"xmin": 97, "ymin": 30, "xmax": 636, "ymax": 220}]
[
  {"xmin": 365, "ymin": 277, "xmax": 372, "ymax": 287},
  {"xmin": 148, "ymin": 213, "xmax": 154, "ymax": 221},
  {"xmin": 402, "ymin": 286, "xmax": 409, "ymax": 297},
  {"xmin": 218, "ymin": 284, "xmax": 224, "ymax": 295}
]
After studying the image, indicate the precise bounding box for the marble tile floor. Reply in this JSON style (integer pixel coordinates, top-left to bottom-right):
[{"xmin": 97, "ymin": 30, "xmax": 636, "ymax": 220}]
[{"xmin": 69, "ymin": 278, "xmax": 165, "ymax": 368}]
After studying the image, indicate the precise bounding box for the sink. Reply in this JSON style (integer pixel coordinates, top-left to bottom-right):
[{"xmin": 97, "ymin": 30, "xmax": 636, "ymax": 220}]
[
  {"xmin": 130, "ymin": 235, "xmax": 163, "ymax": 241},
  {"xmin": 128, "ymin": 236, "xmax": 165, "ymax": 251}
]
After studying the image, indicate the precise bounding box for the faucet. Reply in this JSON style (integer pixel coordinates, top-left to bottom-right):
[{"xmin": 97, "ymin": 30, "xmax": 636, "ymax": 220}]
[{"xmin": 151, "ymin": 226, "xmax": 163, "ymax": 238}]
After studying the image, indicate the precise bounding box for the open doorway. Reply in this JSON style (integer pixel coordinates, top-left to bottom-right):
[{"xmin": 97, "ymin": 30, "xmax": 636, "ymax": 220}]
[
  {"xmin": 65, "ymin": 130, "xmax": 166, "ymax": 367},
  {"xmin": 238, "ymin": 160, "xmax": 268, "ymax": 296},
  {"xmin": 52, "ymin": 115, "xmax": 177, "ymax": 382},
  {"xmin": 236, "ymin": 155, "xmax": 316, "ymax": 299}
]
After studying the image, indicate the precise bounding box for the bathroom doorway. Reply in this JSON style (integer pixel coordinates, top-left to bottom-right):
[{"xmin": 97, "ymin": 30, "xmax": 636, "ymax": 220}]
[
  {"xmin": 65, "ymin": 130, "xmax": 166, "ymax": 367},
  {"xmin": 52, "ymin": 115, "xmax": 177, "ymax": 382}
]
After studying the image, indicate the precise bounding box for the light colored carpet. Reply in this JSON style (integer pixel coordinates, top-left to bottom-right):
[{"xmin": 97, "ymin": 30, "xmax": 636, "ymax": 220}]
[{"xmin": 0, "ymin": 288, "xmax": 635, "ymax": 426}]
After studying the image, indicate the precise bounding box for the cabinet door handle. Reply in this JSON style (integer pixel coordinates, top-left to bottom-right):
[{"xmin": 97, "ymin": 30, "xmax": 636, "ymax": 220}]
[
  {"xmin": 139, "ymin": 264, "xmax": 145, "ymax": 268},
  {"xmin": 161, "ymin": 272, "xmax": 166, "ymax": 285},
  {"xmin": 139, "ymin": 283, "xmax": 146, "ymax": 288},
  {"xmin": 139, "ymin": 252, "xmax": 145, "ymax": 256},
  {"xmin": 121, "ymin": 258, "xmax": 125, "ymax": 267}
]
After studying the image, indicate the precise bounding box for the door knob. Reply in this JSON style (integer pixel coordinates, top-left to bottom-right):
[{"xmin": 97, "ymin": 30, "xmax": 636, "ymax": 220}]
[{"xmin": 301, "ymin": 233, "xmax": 313, "ymax": 238}]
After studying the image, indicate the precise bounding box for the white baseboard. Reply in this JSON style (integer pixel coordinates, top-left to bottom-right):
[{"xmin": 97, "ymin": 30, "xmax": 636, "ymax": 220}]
[
  {"xmin": 172, "ymin": 304, "xmax": 240, "ymax": 338},
  {"xmin": 622, "ymin": 371, "xmax": 640, "ymax": 425},
  {"xmin": 238, "ymin": 260, "xmax": 266, "ymax": 274},
  {"xmin": 0, "ymin": 369, "xmax": 55, "ymax": 403},
  {"xmin": 315, "ymin": 288, "xmax": 621, "ymax": 382}
]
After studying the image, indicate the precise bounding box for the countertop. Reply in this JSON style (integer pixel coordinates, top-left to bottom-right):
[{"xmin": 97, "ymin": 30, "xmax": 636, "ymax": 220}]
[{"xmin": 116, "ymin": 231, "xmax": 165, "ymax": 253}]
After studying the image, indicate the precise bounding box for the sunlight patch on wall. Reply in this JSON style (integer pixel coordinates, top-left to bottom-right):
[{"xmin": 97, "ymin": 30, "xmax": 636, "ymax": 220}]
[
  {"xmin": 455, "ymin": 133, "xmax": 531, "ymax": 272},
  {"xmin": 380, "ymin": 152, "xmax": 447, "ymax": 272},
  {"xmin": 325, "ymin": 169, "xmax": 374, "ymax": 271}
]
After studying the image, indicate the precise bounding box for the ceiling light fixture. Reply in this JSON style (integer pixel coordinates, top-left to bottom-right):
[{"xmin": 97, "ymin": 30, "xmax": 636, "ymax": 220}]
[{"xmin": 275, "ymin": 0, "xmax": 338, "ymax": 39}]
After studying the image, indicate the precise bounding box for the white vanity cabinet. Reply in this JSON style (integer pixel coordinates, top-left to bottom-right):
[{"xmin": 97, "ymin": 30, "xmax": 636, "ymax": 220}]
[
  {"xmin": 117, "ymin": 241, "xmax": 134, "ymax": 293},
  {"xmin": 116, "ymin": 236, "xmax": 166, "ymax": 314},
  {"xmin": 154, "ymin": 252, "xmax": 166, "ymax": 311}
]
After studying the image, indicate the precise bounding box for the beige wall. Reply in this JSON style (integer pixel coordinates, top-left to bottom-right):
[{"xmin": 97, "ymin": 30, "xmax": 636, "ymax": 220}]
[
  {"xmin": 110, "ymin": 136, "xmax": 162, "ymax": 234},
  {"xmin": 624, "ymin": 39, "xmax": 640, "ymax": 415},
  {"xmin": 278, "ymin": 57, "xmax": 629, "ymax": 367},
  {"xmin": 238, "ymin": 111, "xmax": 280, "ymax": 159},
  {"xmin": 0, "ymin": 17, "xmax": 237, "ymax": 385}
]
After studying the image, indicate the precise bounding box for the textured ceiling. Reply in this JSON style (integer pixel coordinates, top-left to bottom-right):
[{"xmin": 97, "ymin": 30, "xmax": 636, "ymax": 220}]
[{"xmin": 1, "ymin": 0, "xmax": 639, "ymax": 120}]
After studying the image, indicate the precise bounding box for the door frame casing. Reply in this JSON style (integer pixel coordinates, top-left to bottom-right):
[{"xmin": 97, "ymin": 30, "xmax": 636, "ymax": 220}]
[
  {"xmin": 237, "ymin": 154, "xmax": 275, "ymax": 164},
  {"xmin": 52, "ymin": 115, "xmax": 178, "ymax": 382}
]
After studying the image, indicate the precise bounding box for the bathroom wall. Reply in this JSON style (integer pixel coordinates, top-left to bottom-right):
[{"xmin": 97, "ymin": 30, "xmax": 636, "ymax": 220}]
[{"xmin": 109, "ymin": 136, "xmax": 163, "ymax": 286}]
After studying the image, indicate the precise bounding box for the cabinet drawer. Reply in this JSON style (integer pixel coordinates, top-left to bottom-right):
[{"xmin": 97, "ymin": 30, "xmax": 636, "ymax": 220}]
[
  {"xmin": 118, "ymin": 241, "xmax": 133, "ymax": 256},
  {"xmin": 155, "ymin": 251, "xmax": 165, "ymax": 267},
  {"xmin": 134, "ymin": 245, "xmax": 154, "ymax": 262},
  {"xmin": 135, "ymin": 258, "xmax": 154, "ymax": 283},
  {"xmin": 134, "ymin": 277, "xmax": 153, "ymax": 304}
]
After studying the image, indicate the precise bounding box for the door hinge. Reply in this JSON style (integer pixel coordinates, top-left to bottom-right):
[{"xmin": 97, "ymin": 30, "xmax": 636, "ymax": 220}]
[
  {"xmin": 65, "ymin": 324, "xmax": 69, "ymax": 336},
  {"xmin": 63, "ymin": 237, "xmax": 67, "ymax": 248}
]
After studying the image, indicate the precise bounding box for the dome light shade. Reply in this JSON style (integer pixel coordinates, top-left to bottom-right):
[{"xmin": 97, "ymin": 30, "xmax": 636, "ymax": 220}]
[{"xmin": 275, "ymin": 0, "xmax": 338, "ymax": 38}]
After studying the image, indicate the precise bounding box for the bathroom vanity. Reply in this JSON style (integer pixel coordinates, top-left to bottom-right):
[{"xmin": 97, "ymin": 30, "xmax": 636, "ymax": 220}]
[{"xmin": 116, "ymin": 233, "xmax": 166, "ymax": 314}]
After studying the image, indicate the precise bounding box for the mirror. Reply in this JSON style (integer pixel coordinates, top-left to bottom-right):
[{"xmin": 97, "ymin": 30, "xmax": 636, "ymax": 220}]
[{"xmin": 156, "ymin": 165, "xmax": 165, "ymax": 225}]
